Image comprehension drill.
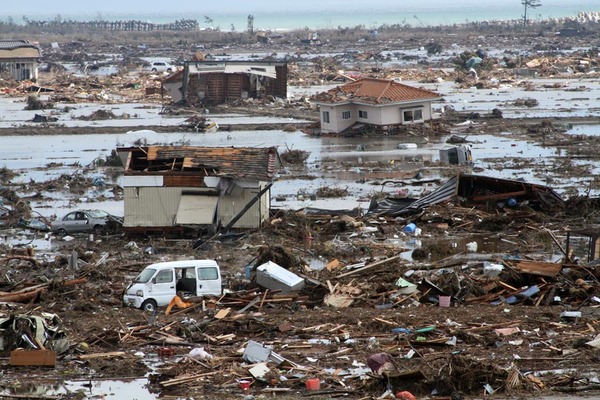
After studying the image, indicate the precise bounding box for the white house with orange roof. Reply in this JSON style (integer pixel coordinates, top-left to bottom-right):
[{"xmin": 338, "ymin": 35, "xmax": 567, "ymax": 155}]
[{"xmin": 313, "ymin": 78, "xmax": 441, "ymax": 134}]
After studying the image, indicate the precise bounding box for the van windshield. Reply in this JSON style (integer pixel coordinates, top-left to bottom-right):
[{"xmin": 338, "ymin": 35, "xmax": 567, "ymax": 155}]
[{"xmin": 135, "ymin": 268, "xmax": 156, "ymax": 283}]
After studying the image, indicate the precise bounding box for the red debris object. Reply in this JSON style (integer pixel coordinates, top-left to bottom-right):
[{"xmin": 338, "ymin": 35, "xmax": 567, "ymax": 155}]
[
  {"xmin": 305, "ymin": 378, "xmax": 321, "ymax": 391},
  {"xmin": 157, "ymin": 347, "xmax": 175, "ymax": 357},
  {"xmin": 396, "ymin": 391, "xmax": 416, "ymax": 400}
]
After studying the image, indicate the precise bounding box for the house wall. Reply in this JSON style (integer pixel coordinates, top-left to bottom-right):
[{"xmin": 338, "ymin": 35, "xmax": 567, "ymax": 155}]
[
  {"xmin": 0, "ymin": 61, "xmax": 38, "ymax": 81},
  {"xmin": 163, "ymin": 81, "xmax": 183, "ymax": 103},
  {"xmin": 398, "ymin": 102, "xmax": 433, "ymax": 124},
  {"xmin": 124, "ymin": 183, "xmax": 269, "ymax": 229},
  {"xmin": 319, "ymin": 101, "xmax": 434, "ymax": 133},
  {"xmin": 219, "ymin": 182, "xmax": 270, "ymax": 229},
  {"xmin": 355, "ymin": 104, "xmax": 384, "ymax": 125},
  {"xmin": 124, "ymin": 186, "xmax": 182, "ymax": 227}
]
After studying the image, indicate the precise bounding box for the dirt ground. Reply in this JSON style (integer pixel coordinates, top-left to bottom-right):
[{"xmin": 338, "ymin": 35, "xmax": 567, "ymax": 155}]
[{"xmin": 1, "ymin": 22, "xmax": 600, "ymax": 400}]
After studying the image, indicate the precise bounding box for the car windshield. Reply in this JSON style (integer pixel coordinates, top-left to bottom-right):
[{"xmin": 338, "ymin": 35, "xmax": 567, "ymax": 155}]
[
  {"xmin": 134, "ymin": 268, "xmax": 156, "ymax": 283},
  {"xmin": 85, "ymin": 210, "xmax": 109, "ymax": 218}
]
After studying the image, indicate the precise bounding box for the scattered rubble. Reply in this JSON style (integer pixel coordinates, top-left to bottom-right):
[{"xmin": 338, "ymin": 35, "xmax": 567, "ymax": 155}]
[{"xmin": 1, "ymin": 18, "xmax": 600, "ymax": 400}]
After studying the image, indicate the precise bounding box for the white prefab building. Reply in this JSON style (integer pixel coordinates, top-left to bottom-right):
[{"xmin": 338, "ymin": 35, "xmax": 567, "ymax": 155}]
[
  {"xmin": 0, "ymin": 40, "xmax": 41, "ymax": 81},
  {"xmin": 117, "ymin": 146, "xmax": 278, "ymax": 234},
  {"xmin": 314, "ymin": 78, "xmax": 441, "ymax": 134}
]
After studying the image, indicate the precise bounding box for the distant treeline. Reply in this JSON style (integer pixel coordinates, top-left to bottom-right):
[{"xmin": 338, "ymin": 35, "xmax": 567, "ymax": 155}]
[{"xmin": 0, "ymin": 18, "xmax": 199, "ymax": 32}]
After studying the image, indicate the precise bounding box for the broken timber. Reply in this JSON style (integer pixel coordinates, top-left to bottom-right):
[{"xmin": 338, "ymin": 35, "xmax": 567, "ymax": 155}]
[{"xmin": 335, "ymin": 255, "xmax": 401, "ymax": 279}]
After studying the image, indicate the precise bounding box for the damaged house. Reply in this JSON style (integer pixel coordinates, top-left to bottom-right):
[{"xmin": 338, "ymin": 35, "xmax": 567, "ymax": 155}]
[
  {"xmin": 0, "ymin": 40, "xmax": 42, "ymax": 81},
  {"xmin": 117, "ymin": 146, "xmax": 278, "ymax": 234},
  {"xmin": 369, "ymin": 173, "xmax": 565, "ymax": 216},
  {"xmin": 163, "ymin": 60, "xmax": 288, "ymax": 106},
  {"xmin": 313, "ymin": 78, "xmax": 441, "ymax": 134}
]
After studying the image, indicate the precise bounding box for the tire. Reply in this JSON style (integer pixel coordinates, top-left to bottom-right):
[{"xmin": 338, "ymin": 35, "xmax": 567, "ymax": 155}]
[
  {"xmin": 167, "ymin": 68, "xmax": 172, "ymax": 73},
  {"xmin": 57, "ymin": 228, "xmax": 68, "ymax": 236},
  {"xmin": 151, "ymin": 68, "xmax": 157, "ymax": 72},
  {"xmin": 141, "ymin": 299, "xmax": 157, "ymax": 313}
]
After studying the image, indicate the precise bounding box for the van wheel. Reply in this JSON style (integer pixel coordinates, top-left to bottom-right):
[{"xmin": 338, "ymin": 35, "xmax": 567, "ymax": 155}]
[{"xmin": 141, "ymin": 299, "xmax": 157, "ymax": 313}]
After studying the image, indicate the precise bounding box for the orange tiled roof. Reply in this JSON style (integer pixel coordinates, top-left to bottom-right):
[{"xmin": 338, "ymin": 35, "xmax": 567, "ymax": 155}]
[{"xmin": 315, "ymin": 78, "xmax": 440, "ymax": 105}]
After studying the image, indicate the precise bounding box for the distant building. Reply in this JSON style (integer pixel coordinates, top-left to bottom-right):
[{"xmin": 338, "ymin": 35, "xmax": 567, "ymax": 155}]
[
  {"xmin": 117, "ymin": 145, "xmax": 279, "ymax": 235},
  {"xmin": 314, "ymin": 78, "xmax": 441, "ymax": 134},
  {"xmin": 0, "ymin": 40, "xmax": 42, "ymax": 81},
  {"xmin": 162, "ymin": 60, "xmax": 288, "ymax": 106}
]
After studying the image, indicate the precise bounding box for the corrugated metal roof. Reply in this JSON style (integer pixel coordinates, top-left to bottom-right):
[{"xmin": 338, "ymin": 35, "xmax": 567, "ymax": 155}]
[
  {"xmin": 120, "ymin": 146, "xmax": 278, "ymax": 182},
  {"xmin": 0, "ymin": 40, "xmax": 33, "ymax": 49},
  {"xmin": 369, "ymin": 174, "xmax": 565, "ymax": 216},
  {"xmin": 0, "ymin": 40, "xmax": 41, "ymax": 60},
  {"xmin": 369, "ymin": 176, "xmax": 458, "ymax": 216},
  {"xmin": 314, "ymin": 78, "xmax": 440, "ymax": 105}
]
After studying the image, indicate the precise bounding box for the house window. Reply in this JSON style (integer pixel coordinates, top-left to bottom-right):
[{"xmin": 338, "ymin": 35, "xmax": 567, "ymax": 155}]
[
  {"xmin": 359, "ymin": 110, "xmax": 368, "ymax": 119},
  {"xmin": 403, "ymin": 108, "xmax": 424, "ymax": 123},
  {"xmin": 342, "ymin": 111, "xmax": 351, "ymax": 120},
  {"xmin": 322, "ymin": 111, "xmax": 330, "ymax": 123}
]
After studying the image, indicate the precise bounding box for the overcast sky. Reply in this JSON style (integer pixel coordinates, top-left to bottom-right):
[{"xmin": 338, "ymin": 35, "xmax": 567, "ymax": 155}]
[
  {"xmin": 1, "ymin": 0, "xmax": 595, "ymax": 16},
  {"xmin": 0, "ymin": 0, "xmax": 568, "ymax": 14},
  {"xmin": 1, "ymin": 0, "xmax": 364, "ymax": 13}
]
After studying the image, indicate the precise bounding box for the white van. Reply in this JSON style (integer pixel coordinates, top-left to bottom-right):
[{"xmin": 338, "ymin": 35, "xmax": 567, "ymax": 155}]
[{"xmin": 123, "ymin": 260, "xmax": 222, "ymax": 312}]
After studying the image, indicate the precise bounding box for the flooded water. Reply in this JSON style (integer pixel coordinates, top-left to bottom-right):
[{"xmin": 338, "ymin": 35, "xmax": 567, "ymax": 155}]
[
  {"xmin": 1, "ymin": 123, "xmax": 597, "ymax": 221},
  {"xmin": 0, "ymin": 355, "xmax": 162, "ymax": 400},
  {"xmin": 566, "ymin": 122, "xmax": 600, "ymax": 136}
]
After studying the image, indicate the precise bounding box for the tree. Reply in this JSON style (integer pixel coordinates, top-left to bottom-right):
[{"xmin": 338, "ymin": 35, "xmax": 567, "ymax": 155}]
[
  {"xmin": 247, "ymin": 14, "xmax": 254, "ymax": 34},
  {"xmin": 522, "ymin": 0, "xmax": 542, "ymax": 26},
  {"xmin": 204, "ymin": 15, "xmax": 213, "ymax": 28}
]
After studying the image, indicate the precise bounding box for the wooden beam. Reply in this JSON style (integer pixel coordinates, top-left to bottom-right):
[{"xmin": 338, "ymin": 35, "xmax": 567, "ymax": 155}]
[
  {"xmin": 335, "ymin": 255, "xmax": 401, "ymax": 279},
  {"xmin": 514, "ymin": 261, "xmax": 563, "ymax": 277},
  {"xmin": 471, "ymin": 190, "xmax": 527, "ymax": 202}
]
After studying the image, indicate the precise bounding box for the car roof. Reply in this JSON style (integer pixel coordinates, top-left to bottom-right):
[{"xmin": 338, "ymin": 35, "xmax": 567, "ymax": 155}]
[{"xmin": 145, "ymin": 260, "xmax": 219, "ymax": 270}]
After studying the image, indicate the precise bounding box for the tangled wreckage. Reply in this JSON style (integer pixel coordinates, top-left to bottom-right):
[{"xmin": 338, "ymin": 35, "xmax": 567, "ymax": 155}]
[{"xmin": 3, "ymin": 164, "xmax": 600, "ymax": 399}]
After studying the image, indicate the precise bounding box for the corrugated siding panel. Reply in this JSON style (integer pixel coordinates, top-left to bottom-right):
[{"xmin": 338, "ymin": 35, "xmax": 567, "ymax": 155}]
[
  {"xmin": 219, "ymin": 185, "xmax": 269, "ymax": 228},
  {"xmin": 122, "ymin": 175, "xmax": 164, "ymax": 187},
  {"xmin": 124, "ymin": 187, "xmax": 182, "ymax": 227},
  {"xmin": 176, "ymin": 195, "xmax": 219, "ymax": 224}
]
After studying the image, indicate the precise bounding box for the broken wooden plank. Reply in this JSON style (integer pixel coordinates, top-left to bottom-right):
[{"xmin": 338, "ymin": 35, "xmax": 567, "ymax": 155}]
[
  {"xmin": 236, "ymin": 296, "xmax": 260, "ymax": 313},
  {"xmin": 214, "ymin": 307, "xmax": 232, "ymax": 319},
  {"xmin": 335, "ymin": 255, "xmax": 401, "ymax": 279},
  {"xmin": 161, "ymin": 371, "xmax": 220, "ymax": 387},
  {"xmin": 10, "ymin": 350, "xmax": 56, "ymax": 367},
  {"xmin": 514, "ymin": 260, "xmax": 563, "ymax": 277},
  {"xmin": 78, "ymin": 351, "xmax": 126, "ymax": 360}
]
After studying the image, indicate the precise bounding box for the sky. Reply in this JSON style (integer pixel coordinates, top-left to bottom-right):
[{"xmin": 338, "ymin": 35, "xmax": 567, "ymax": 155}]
[{"xmin": 2, "ymin": 0, "xmax": 592, "ymax": 14}]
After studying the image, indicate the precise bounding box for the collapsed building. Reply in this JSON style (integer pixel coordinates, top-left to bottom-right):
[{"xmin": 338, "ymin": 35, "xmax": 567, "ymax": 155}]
[
  {"xmin": 162, "ymin": 60, "xmax": 288, "ymax": 106},
  {"xmin": 116, "ymin": 145, "xmax": 279, "ymax": 235}
]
